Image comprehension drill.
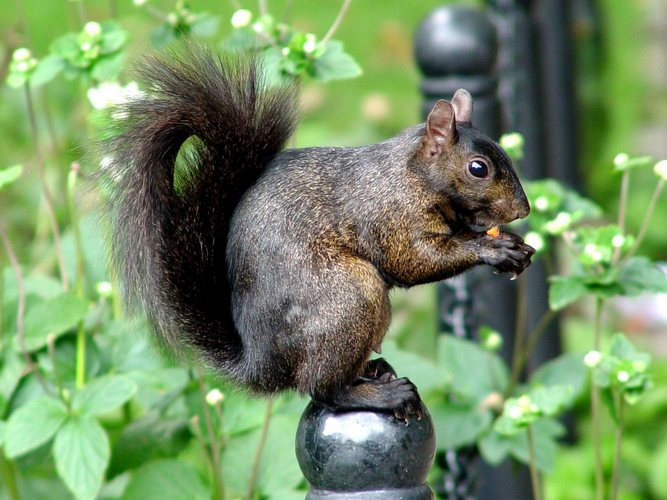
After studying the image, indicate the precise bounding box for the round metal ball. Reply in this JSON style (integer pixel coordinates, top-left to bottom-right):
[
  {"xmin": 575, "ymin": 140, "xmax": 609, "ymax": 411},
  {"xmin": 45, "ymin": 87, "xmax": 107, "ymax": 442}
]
[
  {"xmin": 296, "ymin": 401, "xmax": 435, "ymax": 498},
  {"xmin": 415, "ymin": 5, "xmax": 498, "ymax": 77}
]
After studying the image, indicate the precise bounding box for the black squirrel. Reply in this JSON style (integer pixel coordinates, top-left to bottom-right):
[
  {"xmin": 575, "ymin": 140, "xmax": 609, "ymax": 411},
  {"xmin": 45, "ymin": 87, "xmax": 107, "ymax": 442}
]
[{"xmin": 103, "ymin": 45, "xmax": 534, "ymax": 419}]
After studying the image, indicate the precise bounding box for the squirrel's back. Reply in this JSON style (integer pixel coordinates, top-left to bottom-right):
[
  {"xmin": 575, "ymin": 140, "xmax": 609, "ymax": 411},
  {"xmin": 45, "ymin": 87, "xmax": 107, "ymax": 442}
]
[{"xmin": 102, "ymin": 45, "xmax": 298, "ymax": 375}]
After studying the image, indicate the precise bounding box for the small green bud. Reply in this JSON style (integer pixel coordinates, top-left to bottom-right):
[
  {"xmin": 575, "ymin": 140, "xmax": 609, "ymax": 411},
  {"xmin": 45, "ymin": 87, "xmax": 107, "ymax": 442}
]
[
  {"xmin": 632, "ymin": 360, "xmax": 648, "ymax": 373},
  {"xmin": 583, "ymin": 243, "xmax": 604, "ymax": 263}
]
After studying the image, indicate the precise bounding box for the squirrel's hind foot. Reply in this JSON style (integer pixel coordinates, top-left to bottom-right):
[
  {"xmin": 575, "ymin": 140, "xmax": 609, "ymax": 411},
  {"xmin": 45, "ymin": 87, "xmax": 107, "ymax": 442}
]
[{"xmin": 315, "ymin": 376, "xmax": 424, "ymax": 422}]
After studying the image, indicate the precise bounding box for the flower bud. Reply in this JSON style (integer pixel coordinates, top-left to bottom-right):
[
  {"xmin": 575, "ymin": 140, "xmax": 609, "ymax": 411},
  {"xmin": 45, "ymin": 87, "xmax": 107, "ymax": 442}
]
[
  {"xmin": 12, "ymin": 47, "xmax": 32, "ymax": 62},
  {"xmin": 654, "ymin": 159, "xmax": 667, "ymax": 181},
  {"xmin": 206, "ymin": 388, "xmax": 225, "ymax": 406},
  {"xmin": 83, "ymin": 21, "xmax": 102, "ymax": 38},
  {"xmin": 617, "ymin": 371, "xmax": 630, "ymax": 383},
  {"xmin": 584, "ymin": 350, "xmax": 602, "ymax": 368},
  {"xmin": 231, "ymin": 9, "xmax": 252, "ymax": 28},
  {"xmin": 614, "ymin": 153, "xmax": 630, "ymax": 167}
]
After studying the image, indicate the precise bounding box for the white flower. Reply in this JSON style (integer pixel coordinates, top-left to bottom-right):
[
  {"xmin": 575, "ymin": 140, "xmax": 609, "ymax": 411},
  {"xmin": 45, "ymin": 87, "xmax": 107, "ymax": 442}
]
[
  {"xmin": 584, "ymin": 350, "xmax": 602, "ymax": 368},
  {"xmin": 83, "ymin": 21, "xmax": 102, "ymax": 38},
  {"xmin": 614, "ymin": 153, "xmax": 629, "ymax": 167},
  {"xmin": 533, "ymin": 196, "xmax": 549, "ymax": 212},
  {"xmin": 524, "ymin": 232, "xmax": 545, "ymax": 253},
  {"xmin": 281, "ymin": 47, "xmax": 290, "ymax": 57},
  {"xmin": 303, "ymin": 34, "xmax": 318, "ymax": 54},
  {"xmin": 508, "ymin": 404, "xmax": 523, "ymax": 420},
  {"xmin": 654, "ymin": 159, "xmax": 667, "ymax": 181},
  {"xmin": 206, "ymin": 389, "xmax": 225, "ymax": 406},
  {"xmin": 252, "ymin": 21, "xmax": 265, "ymax": 33},
  {"xmin": 133, "ymin": 0, "xmax": 148, "ymax": 5},
  {"xmin": 500, "ymin": 132, "xmax": 524, "ymax": 151},
  {"xmin": 96, "ymin": 281, "xmax": 113, "ymax": 298},
  {"xmin": 611, "ymin": 234, "xmax": 626, "ymax": 248},
  {"xmin": 231, "ymin": 9, "xmax": 252, "ymax": 28},
  {"xmin": 87, "ymin": 81, "xmax": 142, "ymax": 110},
  {"xmin": 583, "ymin": 243, "xmax": 604, "ymax": 263},
  {"xmin": 12, "ymin": 47, "xmax": 32, "ymax": 62},
  {"xmin": 617, "ymin": 371, "xmax": 630, "ymax": 383},
  {"xmin": 544, "ymin": 212, "xmax": 572, "ymax": 234}
]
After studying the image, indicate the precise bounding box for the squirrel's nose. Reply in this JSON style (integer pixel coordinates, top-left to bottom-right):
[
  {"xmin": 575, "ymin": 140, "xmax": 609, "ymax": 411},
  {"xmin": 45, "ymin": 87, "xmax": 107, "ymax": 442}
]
[{"xmin": 513, "ymin": 192, "xmax": 530, "ymax": 220}]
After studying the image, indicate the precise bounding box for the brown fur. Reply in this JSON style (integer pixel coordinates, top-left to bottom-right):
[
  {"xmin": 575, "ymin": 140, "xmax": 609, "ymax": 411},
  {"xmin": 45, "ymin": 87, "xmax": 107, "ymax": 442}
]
[{"xmin": 104, "ymin": 47, "xmax": 534, "ymax": 419}]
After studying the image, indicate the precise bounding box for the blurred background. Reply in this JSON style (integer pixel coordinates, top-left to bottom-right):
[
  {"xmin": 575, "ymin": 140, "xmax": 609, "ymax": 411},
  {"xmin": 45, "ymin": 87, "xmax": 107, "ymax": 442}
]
[{"xmin": 1, "ymin": 1, "xmax": 667, "ymax": 499}]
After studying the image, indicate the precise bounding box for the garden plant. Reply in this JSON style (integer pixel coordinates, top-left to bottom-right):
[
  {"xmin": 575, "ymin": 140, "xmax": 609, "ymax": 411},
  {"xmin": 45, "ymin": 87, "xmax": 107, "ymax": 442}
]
[{"xmin": 1, "ymin": 1, "xmax": 666, "ymax": 499}]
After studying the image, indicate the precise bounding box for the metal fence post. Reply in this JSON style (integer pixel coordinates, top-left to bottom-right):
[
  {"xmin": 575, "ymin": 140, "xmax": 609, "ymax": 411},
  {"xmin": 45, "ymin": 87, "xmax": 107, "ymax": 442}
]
[
  {"xmin": 415, "ymin": 5, "xmax": 533, "ymax": 498},
  {"xmin": 295, "ymin": 401, "xmax": 436, "ymax": 498}
]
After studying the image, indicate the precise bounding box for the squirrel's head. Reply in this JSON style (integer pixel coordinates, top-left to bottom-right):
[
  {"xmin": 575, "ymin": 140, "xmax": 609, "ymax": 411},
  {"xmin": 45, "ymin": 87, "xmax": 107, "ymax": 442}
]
[{"xmin": 416, "ymin": 89, "xmax": 530, "ymax": 231}]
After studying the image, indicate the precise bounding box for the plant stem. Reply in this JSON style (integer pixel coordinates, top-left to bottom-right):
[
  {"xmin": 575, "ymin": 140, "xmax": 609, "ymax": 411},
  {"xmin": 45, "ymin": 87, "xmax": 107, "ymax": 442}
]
[
  {"xmin": 506, "ymin": 308, "xmax": 558, "ymax": 398},
  {"xmin": 627, "ymin": 178, "xmax": 665, "ymax": 258},
  {"xmin": 67, "ymin": 164, "xmax": 85, "ymax": 296},
  {"xmin": 23, "ymin": 83, "xmax": 68, "ymax": 290},
  {"xmin": 246, "ymin": 398, "xmax": 274, "ymax": 499},
  {"xmin": 509, "ymin": 276, "xmax": 528, "ymax": 390},
  {"xmin": 321, "ymin": 0, "xmax": 353, "ymax": 45},
  {"xmin": 0, "ymin": 221, "xmax": 51, "ymax": 394},
  {"xmin": 527, "ymin": 424, "xmax": 542, "ymax": 500},
  {"xmin": 75, "ymin": 323, "xmax": 86, "ymax": 389},
  {"xmin": 258, "ymin": 0, "xmax": 267, "ymax": 16},
  {"xmin": 612, "ymin": 170, "xmax": 630, "ymax": 263},
  {"xmin": 0, "ymin": 452, "xmax": 20, "ymax": 500},
  {"xmin": 196, "ymin": 364, "xmax": 225, "ymax": 500},
  {"xmin": 592, "ymin": 296, "xmax": 605, "ymax": 500},
  {"xmin": 48, "ymin": 334, "xmax": 65, "ymax": 397},
  {"xmin": 610, "ymin": 393, "xmax": 626, "ymax": 500}
]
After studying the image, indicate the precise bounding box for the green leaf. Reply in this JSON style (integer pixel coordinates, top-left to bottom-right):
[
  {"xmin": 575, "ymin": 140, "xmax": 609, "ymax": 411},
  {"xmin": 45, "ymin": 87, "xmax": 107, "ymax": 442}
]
[
  {"xmin": 0, "ymin": 348, "xmax": 25, "ymax": 414},
  {"xmin": 99, "ymin": 23, "xmax": 129, "ymax": 54},
  {"xmin": 109, "ymin": 415, "xmax": 190, "ymax": 477},
  {"xmin": 122, "ymin": 459, "xmax": 210, "ymax": 500},
  {"xmin": 478, "ymin": 428, "xmax": 511, "ymax": 465},
  {"xmin": 312, "ymin": 40, "xmax": 362, "ymax": 82},
  {"xmin": 432, "ymin": 403, "xmax": 493, "ymax": 449},
  {"xmin": 507, "ymin": 418, "xmax": 565, "ymax": 473},
  {"xmin": 50, "ymin": 33, "xmax": 80, "ymax": 60},
  {"xmin": 0, "ymin": 164, "xmax": 23, "ymax": 190},
  {"xmin": 30, "ymin": 55, "xmax": 64, "ymax": 87},
  {"xmin": 529, "ymin": 385, "xmax": 574, "ymax": 416},
  {"xmin": 6, "ymin": 72, "xmax": 27, "ymax": 88},
  {"xmin": 191, "ymin": 13, "xmax": 220, "ymax": 38},
  {"xmin": 618, "ymin": 256, "xmax": 667, "ymax": 296},
  {"xmin": 438, "ymin": 336, "xmax": 508, "ymax": 401},
  {"xmin": 23, "ymin": 292, "xmax": 90, "ymax": 351},
  {"xmin": 5, "ymin": 396, "xmax": 68, "ymax": 458},
  {"xmin": 548, "ymin": 275, "xmax": 587, "ymax": 311},
  {"xmin": 73, "ymin": 375, "xmax": 137, "ymax": 416},
  {"xmin": 91, "ymin": 52, "xmax": 124, "ymax": 82},
  {"xmin": 54, "ymin": 415, "xmax": 110, "ymax": 500},
  {"xmin": 222, "ymin": 414, "xmax": 303, "ymax": 497},
  {"xmin": 530, "ymin": 353, "xmax": 586, "ymax": 398},
  {"xmin": 379, "ymin": 341, "xmax": 449, "ymax": 395}
]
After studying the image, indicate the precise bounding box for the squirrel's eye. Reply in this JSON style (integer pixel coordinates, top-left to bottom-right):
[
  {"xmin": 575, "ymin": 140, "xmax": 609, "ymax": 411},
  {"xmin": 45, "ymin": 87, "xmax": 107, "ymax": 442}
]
[{"xmin": 467, "ymin": 160, "xmax": 489, "ymax": 178}]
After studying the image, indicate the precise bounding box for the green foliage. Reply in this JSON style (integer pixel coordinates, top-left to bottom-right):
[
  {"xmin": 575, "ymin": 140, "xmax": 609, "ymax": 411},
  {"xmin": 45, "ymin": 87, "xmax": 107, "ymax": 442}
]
[{"xmin": 0, "ymin": 2, "xmax": 664, "ymax": 500}]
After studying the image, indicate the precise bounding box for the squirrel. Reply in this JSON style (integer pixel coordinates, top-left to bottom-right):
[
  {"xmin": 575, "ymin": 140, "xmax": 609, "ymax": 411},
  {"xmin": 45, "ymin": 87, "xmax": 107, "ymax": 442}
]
[{"xmin": 102, "ymin": 45, "xmax": 534, "ymax": 420}]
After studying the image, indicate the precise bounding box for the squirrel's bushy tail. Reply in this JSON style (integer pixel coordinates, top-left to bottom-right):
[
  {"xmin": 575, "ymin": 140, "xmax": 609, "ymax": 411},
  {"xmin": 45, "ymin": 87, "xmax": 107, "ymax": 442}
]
[{"xmin": 103, "ymin": 44, "xmax": 298, "ymax": 368}]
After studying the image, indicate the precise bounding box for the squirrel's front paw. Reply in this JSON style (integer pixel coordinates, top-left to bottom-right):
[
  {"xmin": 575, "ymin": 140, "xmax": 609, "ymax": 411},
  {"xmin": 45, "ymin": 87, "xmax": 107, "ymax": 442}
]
[{"xmin": 478, "ymin": 232, "xmax": 535, "ymax": 276}]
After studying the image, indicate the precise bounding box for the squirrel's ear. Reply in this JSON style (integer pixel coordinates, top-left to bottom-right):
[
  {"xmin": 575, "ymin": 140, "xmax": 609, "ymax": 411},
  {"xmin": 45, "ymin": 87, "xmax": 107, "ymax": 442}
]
[
  {"xmin": 451, "ymin": 89, "xmax": 473, "ymax": 123},
  {"xmin": 425, "ymin": 99, "xmax": 457, "ymax": 156}
]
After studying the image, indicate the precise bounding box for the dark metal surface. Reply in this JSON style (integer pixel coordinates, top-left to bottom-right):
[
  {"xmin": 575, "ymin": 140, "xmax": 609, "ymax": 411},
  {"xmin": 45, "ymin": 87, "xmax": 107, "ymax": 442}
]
[{"xmin": 296, "ymin": 401, "xmax": 435, "ymax": 499}]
